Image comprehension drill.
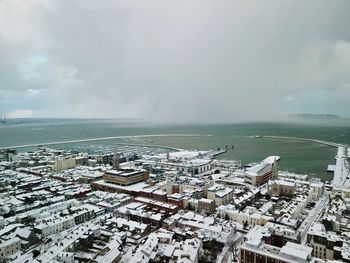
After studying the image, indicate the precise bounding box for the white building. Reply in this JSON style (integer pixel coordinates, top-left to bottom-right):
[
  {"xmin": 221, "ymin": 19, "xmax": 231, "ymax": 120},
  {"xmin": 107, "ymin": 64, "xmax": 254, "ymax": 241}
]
[
  {"xmin": 53, "ymin": 158, "xmax": 76, "ymax": 172},
  {"xmin": 160, "ymin": 159, "xmax": 211, "ymax": 175},
  {"xmin": 207, "ymin": 185, "xmax": 233, "ymax": 205},
  {"xmin": 35, "ymin": 216, "xmax": 75, "ymax": 236},
  {"xmin": 309, "ymin": 181, "xmax": 324, "ymax": 201},
  {"xmin": 34, "ymin": 208, "xmax": 94, "ymax": 236},
  {"xmin": 0, "ymin": 237, "xmax": 21, "ymax": 259},
  {"xmin": 218, "ymin": 205, "xmax": 273, "ymax": 226}
]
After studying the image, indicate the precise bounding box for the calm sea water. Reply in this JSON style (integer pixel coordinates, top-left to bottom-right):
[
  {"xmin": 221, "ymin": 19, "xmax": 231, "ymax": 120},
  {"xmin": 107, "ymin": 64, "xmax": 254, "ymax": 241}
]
[{"xmin": 1, "ymin": 119, "xmax": 350, "ymax": 181}]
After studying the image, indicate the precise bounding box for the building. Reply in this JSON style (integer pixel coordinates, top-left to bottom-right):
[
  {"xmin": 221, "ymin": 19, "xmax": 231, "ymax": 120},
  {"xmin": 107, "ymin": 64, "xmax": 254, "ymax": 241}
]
[
  {"xmin": 160, "ymin": 159, "xmax": 212, "ymax": 175},
  {"xmin": 91, "ymin": 180, "xmax": 149, "ymax": 195},
  {"xmin": 0, "ymin": 237, "xmax": 21, "ymax": 259},
  {"xmin": 109, "ymin": 217, "xmax": 151, "ymax": 238},
  {"xmin": 218, "ymin": 206, "xmax": 273, "ymax": 226},
  {"xmin": 134, "ymin": 197, "xmax": 178, "ymax": 215},
  {"xmin": 245, "ymin": 163, "xmax": 273, "ymax": 186},
  {"xmin": 240, "ymin": 225, "xmax": 312, "ymax": 263},
  {"xmin": 73, "ymin": 208, "xmax": 95, "ymax": 225},
  {"xmin": 34, "ymin": 208, "xmax": 94, "ymax": 236},
  {"xmin": 56, "ymin": 252, "xmax": 75, "ymax": 263},
  {"xmin": 168, "ymin": 193, "xmax": 185, "ymax": 209},
  {"xmin": 173, "ymin": 238, "xmax": 202, "ymax": 263},
  {"xmin": 122, "ymin": 228, "xmax": 202, "ymax": 263},
  {"xmin": 115, "ymin": 203, "xmax": 164, "ymax": 227},
  {"xmin": 34, "ymin": 216, "xmax": 75, "ymax": 236},
  {"xmin": 173, "ymin": 211, "xmax": 233, "ymax": 241},
  {"xmin": 139, "ymin": 188, "xmax": 154, "ymax": 198},
  {"xmin": 0, "ymin": 225, "xmax": 39, "ymax": 250},
  {"xmin": 207, "ymin": 185, "xmax": 234, "ymax": 205},
  {"xmin": 271, "ymin": 157, "xmax": 278, "ymax": 180},
  {"xmin": 268, "ymin": 180, "xmax": 296, "ymax": 197},
  {"xmin": 103, "ymin": 169, "xmax": 149, "ymax": 186},
  {"xmin": 94, "ymin": 238, "xmax": 122, "ymax": 263},
  {"xmin": 309, "ymin": 181, "xmax": 324, "ymax": 201},
  {"xmin": 172, "ymin": 184, "xmax": 180, "ymax": 194},
  {"xmin": 53, "ymin": 157, "xmax": 76, "ymax": 172},
  {"xmin": 198, "ymin": 198, "xmax": 215, "ymax": 214},
  {"xmin": 307, "ymin": 223, "xmax": 350, "ymax": 261},
  {"xmin": 112, "ymin": 149, "xmax": 119, "ymax": 169},
  {"xmin": 152, "ymin": 190, "xmax": 168, "ymax": 202},
  {"xmin": 0, "ymin": 149, "xmax": 16, "ymax": 162}
]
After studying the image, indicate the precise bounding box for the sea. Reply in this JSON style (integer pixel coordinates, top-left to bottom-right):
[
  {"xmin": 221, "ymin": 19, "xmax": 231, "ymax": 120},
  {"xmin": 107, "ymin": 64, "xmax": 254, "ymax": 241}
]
[{"xmin": 1, "ymin": 118, "xmax": 350, "ymax": 182}]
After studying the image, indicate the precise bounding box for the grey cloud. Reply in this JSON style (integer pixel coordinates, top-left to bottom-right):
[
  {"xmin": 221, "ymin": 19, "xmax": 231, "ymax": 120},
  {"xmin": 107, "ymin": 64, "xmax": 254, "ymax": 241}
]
[{"xmin": 0, "ymin": 0, "xmax": 350, "ymax": 121}]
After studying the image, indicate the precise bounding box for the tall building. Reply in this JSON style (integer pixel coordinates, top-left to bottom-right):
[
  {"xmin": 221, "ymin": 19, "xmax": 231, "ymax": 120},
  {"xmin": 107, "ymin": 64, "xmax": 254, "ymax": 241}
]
[
  {"xmin": 272, "ymin": 157, "xmax": 278, "ymax": 180},
  {"xmin": 112, "ymin": 148, "xmax": 119, "ymax": 170}
]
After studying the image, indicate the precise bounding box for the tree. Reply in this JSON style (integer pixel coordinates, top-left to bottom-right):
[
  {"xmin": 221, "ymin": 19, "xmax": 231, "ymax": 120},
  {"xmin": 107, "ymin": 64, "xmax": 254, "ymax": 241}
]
[
  {"xmin": 244, "ymin": 221, "xmax": 250, "ymax": 229},
  {"xmin": 33, "ymin": 249, "xmax": 40, "ymax": 258}
]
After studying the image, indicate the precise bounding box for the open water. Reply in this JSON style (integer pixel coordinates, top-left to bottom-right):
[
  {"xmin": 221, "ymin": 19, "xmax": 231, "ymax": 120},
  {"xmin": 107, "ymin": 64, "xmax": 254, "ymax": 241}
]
[{"xmin": 1, "ymin": 119, "xmax": 350, "ymax": 181}]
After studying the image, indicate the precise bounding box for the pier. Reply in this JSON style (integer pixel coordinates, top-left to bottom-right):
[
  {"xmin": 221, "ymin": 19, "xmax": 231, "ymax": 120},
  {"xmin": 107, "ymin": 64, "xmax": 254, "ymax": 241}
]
[
  {"xmin": 0, "ymin": 134, "xmax": 210, "ymax": 151},
  {"xmin": 331, "ymin": 146, "xmax": 350, "ymax": 188},
  {"xmin": 208, "ymin": 149, "xmax": 227, "ymax": 158},
  {"xmin": 260, "ymin": 135, "xmax": 350, "ymax": 188},
  {"xmin": 261, "ymin": 135, "xmax": 342, "ymax": 148}
]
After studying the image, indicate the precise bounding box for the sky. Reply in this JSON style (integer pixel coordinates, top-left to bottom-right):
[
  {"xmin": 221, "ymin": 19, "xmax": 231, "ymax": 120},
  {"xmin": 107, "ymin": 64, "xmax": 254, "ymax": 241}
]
[{"xmin": 0, "ymin": 0, "xmax": 350, "ymax": 123}]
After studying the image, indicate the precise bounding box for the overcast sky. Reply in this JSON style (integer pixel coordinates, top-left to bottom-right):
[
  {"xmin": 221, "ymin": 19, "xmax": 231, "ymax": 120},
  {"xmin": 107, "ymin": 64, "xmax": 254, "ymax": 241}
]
[{"xmin": 0, "ymin": 0, "xmax": 350, "ymax": 123}]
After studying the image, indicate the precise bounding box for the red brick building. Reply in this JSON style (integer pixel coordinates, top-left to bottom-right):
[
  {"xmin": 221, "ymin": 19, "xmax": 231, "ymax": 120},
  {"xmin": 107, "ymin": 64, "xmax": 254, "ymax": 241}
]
[
  {"xmin": 167, "ymin": 193, "xmax": 184, "ymax": 209},
  {"xmin": 134, "ymin": 197, "xmax": 178, "ymax": 215}
]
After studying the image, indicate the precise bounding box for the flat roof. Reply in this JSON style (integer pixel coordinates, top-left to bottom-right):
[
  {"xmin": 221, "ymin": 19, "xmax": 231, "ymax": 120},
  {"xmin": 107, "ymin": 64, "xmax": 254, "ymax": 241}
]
[{"xmin": 105, "ymin": 169, "xmax": 144, "ymax": 177}]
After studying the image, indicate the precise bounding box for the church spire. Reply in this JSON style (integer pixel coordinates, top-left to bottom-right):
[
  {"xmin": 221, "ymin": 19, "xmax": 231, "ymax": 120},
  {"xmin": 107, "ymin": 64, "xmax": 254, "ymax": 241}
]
[{"xmin": 272, "ymin": 157, "xmax": 278, "ymax": 180}]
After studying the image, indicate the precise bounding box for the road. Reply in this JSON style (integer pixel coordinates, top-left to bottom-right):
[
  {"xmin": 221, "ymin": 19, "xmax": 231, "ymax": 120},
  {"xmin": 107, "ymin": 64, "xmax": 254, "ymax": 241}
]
[{"xmin": 299, "ymin": 193, "xmax": 329, "ymax": 245}]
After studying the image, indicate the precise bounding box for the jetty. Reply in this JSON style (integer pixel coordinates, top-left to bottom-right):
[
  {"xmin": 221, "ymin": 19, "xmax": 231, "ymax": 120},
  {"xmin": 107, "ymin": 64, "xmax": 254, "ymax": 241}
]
[
  {"xmin": 331, "ymin": 146, "xmax": 350, "ymax": 188},
  {"xmin": 261, "ymin": 135, "xmax": 342, "ymax": 148},
  {"xmin": 259, "ymin": 135, "xmax": 350, "ymax": 188}
]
